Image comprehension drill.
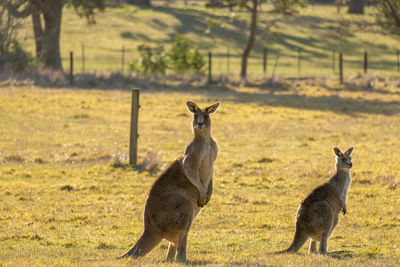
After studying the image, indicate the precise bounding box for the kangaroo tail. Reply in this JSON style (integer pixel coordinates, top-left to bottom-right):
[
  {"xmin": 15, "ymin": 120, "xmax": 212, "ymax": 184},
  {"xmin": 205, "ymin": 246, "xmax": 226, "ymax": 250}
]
[
  {"xmin": 118, "ymin": 229, "xmax": 162, "ymax": 259},
  {"xmin": 275, "ymin": 228, "xmax": 308, "ymax": 254}
]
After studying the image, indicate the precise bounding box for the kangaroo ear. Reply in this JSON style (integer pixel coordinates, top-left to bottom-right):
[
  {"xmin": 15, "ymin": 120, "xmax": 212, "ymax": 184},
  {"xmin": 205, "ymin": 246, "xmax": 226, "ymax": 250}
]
[
  {"xmin": 333, "ymin": 147, "xmax": 342, "ymax": 157},
  {"xmin": 205, "ymin": 102, "xmax": 220, "ymax": 114},
  {"xmin": 186, "ymin": 101, "xmax": 198, "ymax": 113},
  {"xmin": 345, "ymin": 147, "xmax": 355, "ymax": 156}
]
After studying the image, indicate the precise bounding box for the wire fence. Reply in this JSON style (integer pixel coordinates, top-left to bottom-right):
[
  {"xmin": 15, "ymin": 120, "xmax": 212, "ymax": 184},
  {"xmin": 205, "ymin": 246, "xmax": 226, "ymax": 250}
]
[{"xmin": 62, "ymin": 43, "xmax": 400, "ymax": 82}]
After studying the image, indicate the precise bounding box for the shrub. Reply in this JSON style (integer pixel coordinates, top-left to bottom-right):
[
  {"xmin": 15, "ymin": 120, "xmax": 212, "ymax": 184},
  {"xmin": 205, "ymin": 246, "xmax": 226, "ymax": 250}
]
[
  {"xmin": 130, "ymin": 35, "xmax": 205, "ymax": 76},
  {"xmin": 169, "ymin": 34, "xmax": 206, "ymax": 74},
  {"xmin": 129, "ymin": 44, "xmax": 168, "ymax": 75},
  {"xmin": 168, "ymin": 34, "xmax": 191, "ymax": 74},
  {"xmin": 189, "ymin": 46, "xmax": 206, "ymax": 74}
]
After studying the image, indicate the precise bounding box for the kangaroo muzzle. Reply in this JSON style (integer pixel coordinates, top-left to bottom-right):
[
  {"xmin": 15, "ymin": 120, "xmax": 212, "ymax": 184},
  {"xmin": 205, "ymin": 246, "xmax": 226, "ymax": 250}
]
[{"xmin": 196, "ymin": 117, "xmax": 205, "ymax": 129}]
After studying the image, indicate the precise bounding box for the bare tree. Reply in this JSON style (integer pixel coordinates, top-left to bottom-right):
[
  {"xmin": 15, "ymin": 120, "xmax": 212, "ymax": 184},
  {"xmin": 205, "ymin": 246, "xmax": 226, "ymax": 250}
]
[
  {"xmin": 207, "ymin": 0, "xmax": 303, "ymax": 85},
  {"xmin": 205, "ymin": 0, "xmax": 260, "ymax": 84},
  {"xmin": 0, "ymin": 4, "xmax": 20, "ymax": 71},
  {"xmin": 240, "ymin": 0, "xmax": 258, "ymax": 85}
]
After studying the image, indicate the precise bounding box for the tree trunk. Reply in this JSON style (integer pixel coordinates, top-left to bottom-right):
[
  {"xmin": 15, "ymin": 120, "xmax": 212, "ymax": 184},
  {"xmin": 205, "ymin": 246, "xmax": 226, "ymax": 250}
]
[
  {"xmin": 348, "ymin": 0, "xmax": 365, "ymax": 14},
  {"xmin": 31, "ymin": 4, "xmax": 43, "ymax": 59},
  {"xmin": 128, "ymin": 0, "xmax": 151, "ymax": 6},
  {"xmin": 40, "ymin": 0, "xmax": 63, "ymax": 70},
  {"xmin": 240, "ymin": 0, "xmax": 258, "ymax": 85}
]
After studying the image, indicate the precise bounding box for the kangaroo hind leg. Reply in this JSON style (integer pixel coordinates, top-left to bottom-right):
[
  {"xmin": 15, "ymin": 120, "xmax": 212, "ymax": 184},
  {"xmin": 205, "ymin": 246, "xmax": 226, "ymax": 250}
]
[
  {"xmin": 308, "ymin": 239, "xmax": 317, "ymax": 254},
  {"xmin": 319, "ymin": 233, "xmax": 328, "ymax": 254},
  {"xmin": 165, "ymin": 242, "xmax": 177, "ymax": 261},
  {"xmin": 176, "ymin": 232, "xmax": 188, "ymax": 262}
]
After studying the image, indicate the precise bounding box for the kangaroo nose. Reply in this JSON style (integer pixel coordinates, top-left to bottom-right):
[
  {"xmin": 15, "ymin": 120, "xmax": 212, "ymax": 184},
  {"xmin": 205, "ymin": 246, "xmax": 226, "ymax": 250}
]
[
  {"xmin": 349, "ymin": 163, "xmax": 352, "ymax": 168},
  {"xmin": 198, "ymin": 122, "xmax": 204, "ymax": 127}
]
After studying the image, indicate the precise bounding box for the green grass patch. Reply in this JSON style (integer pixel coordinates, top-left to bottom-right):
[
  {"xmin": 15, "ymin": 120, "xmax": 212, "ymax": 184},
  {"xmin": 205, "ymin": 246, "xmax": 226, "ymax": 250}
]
[{"xmin": 16, "ymin": 3, "xmax": 400, "ymax": 76}]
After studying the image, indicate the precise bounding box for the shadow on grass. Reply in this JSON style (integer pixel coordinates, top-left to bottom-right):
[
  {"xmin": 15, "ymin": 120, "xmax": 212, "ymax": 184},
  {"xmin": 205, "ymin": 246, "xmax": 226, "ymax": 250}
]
[
  {"xmin": 223, "ymin": 89, "xmax": 400, "ymax": 115},
  {"xmin": 128, "ymin": 5, "xmax": 389, "ymax": 58},
  {"xmin": 181, "ymin": 259, "xmax": 213, "ymax": 265},
  {"xmin": 128, "ymin": 5, "xmax": 361, "ymax": 57},
  {"xmin": 122, "ymin": 79, "xmax": 400, "ymax": 115},
  {"xmin": 3, "ymin": 69, "xmax": 399, "ymax": 116},
  {"xmin": 327, "ymin": 250, "xmax": 353, "ymax": 259},
  {"xmin": 325, "ymin": 82, "xmax": 400, "ymax": 96}
]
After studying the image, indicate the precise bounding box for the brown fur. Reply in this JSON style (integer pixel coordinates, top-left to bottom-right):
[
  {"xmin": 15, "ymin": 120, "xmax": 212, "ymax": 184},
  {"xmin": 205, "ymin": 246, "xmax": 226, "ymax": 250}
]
[
  {"xmin": 183, "ymin": 101, "xmax": 220, "ymax": 206},
  {"xmin": 277, "ymin": 147, "xmax": 354, "ymax": 254},
  {"xmin": 119, "ymin": 101, "xmax": 220, "ymax": 262}
]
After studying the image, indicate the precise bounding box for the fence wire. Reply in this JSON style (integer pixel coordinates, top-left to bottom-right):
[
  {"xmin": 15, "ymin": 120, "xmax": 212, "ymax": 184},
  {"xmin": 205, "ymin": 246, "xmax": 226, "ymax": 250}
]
[{"xmin": 61, "ymin": 44, "xmax": 400, "ymax": 79}]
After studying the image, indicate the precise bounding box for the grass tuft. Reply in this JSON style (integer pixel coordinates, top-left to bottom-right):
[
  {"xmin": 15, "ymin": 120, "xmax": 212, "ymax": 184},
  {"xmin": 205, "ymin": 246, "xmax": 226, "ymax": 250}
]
[
  {"xmin": 60, "ymin": 185, "xmax": 74, "ymax": 191},
  {"xmin": 3, "ymin": 154, "xmax": 25, "ymax": 163},
  {"xmin": 137, "ymin": 151, "xmax": 162, "ymax": 174},
  {"xmin": 95, "ymin": 242, "xmax": 116, "ymax": 250}
]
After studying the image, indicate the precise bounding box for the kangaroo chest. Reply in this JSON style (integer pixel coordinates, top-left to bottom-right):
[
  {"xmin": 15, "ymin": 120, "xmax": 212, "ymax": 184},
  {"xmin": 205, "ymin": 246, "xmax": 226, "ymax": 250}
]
[
  {"xmin": 331, "ymin": 172, "xmax": 351, "ymax": 205},
  {"xmin": 341, "ymin": 175, "xmax": 351, "ymax": 204},
  {"xmin": 198, "ymin": 141, "xmax": 217, "ymax": 186}
]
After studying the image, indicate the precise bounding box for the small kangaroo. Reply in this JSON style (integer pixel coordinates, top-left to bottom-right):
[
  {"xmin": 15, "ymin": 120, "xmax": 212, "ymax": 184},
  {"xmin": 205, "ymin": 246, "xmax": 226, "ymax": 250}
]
[
  {"xmin": 119, "ymin": 101, "xmax": 220, "ymax": 262},
  {"xmin": 276, "ymin": 147, "xmax": 354, "ymax": 254}
]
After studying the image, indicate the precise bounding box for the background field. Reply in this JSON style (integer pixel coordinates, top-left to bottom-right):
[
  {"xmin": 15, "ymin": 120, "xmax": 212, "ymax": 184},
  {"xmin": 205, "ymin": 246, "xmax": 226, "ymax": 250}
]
[
  {"xmin": 17, "ymin": 2, "xmax": 400, "ymax": 77},
  {"xmin": 0, "ymin": 81, "xmax": 399, "ymax": 266}
]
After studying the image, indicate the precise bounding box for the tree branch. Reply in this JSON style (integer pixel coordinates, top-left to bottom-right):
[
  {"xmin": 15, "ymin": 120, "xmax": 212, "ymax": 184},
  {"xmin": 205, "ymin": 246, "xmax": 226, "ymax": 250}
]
[
  {"xmin": 2, "ymin": 0, "xmax": 32, "ymax": 18},
  {"xmin": 385, "ymin": 0, "xmax": 400, "ymax": 27}
]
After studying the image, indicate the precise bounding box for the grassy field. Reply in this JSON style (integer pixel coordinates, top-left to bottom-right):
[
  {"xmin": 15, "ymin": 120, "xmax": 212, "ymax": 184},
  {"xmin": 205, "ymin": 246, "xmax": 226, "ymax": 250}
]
[
  {"xmin": 17, "ymin": 2, "xmax": 400, "ymax": 77},
  {"xmin": 0, "ymin": 81, "xmax": 399, "ymax": 266}
]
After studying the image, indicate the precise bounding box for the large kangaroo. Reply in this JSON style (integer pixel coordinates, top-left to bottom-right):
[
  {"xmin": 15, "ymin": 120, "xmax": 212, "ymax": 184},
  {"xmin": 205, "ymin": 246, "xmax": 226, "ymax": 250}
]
[
  {"xmin": 277, "ymin": 147, "xmax": 354, "ymax": 254},
  {"xmin": 119, "ymin": 101, "xmax": 220, "ymax": 262}
]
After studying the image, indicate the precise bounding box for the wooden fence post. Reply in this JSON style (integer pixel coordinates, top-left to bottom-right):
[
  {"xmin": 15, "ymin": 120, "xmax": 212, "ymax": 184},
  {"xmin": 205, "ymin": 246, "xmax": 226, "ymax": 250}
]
[
  {"xmin": 208, "ymin": 52, "xmax": 212, "ymax": 83},
  {"xmin": 364, "ymin": 51, "xmax": 367, "ymax": 74},
  {"xmin": 227, "ymin": 47, "xmax": 230, "ymax": 76},
  {"xmin": 121, "ymin": 45, "xmax": 125, "ymax": 73},
  {"xmin": 297, "ymin": 48, "xmax": 301, "ymax": 74},
  {"xmin": 69, "ymin": 51, "xmax": 74, "ymax": 85},
  {"xmin": 81, "ymin": 43, "xmax": 85, "ymax": 73},
  {"xmin": 339, "ymin": 53, "xmax": 343, "ymax": 84},
  {"xmin": 263, "ymin": 47, "xmax": 267, "ymax": 74},
  {"xmin": 129, "ymin": 88, "xmax": 140, "ymax": 166}
]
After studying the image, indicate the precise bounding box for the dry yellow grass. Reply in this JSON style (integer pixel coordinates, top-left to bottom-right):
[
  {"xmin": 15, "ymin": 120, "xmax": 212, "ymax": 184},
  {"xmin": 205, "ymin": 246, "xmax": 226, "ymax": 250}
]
[{"xmin": 0, "ymin": 82, "xmax": 399, "ymax": 266}]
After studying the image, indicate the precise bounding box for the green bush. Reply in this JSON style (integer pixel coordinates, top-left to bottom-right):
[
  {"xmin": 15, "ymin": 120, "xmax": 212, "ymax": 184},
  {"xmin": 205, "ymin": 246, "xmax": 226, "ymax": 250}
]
[
  {"xmin": 189, "ymin": 46, "xmax": 206, "ymax": 74},
  {"xmin": 168, "ymin": 34, "xmax": 191, "ymax": 74},
  {"xmin": 169, "ymin": 34, "xmax": 206, "ymax": 74},
  {"xmin": 129, "ymin": 44, "xmax": 168, "ymax": 75},
  {"xmin": 129, "ymin": 35, "xmax": 205, "ymax": 76}
]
